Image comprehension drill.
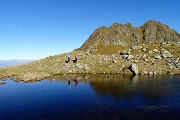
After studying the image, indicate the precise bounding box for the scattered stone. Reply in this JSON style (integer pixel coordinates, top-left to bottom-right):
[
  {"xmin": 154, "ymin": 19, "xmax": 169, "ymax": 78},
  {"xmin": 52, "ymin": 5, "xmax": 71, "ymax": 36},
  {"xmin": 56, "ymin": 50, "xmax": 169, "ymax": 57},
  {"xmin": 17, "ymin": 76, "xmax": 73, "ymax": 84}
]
[
  {"xmin": 153, "ymin": 49, "xmax": 159, "ymax": 53},
  {"xmin": 102, "ymin": 57, "xmax": 108, "ymax": 61},
  {"xmin": 154, "ymin": 55, "xmax": 162, "ymax": 59},
  {"xmin": 144, "ymin": 71, "xmax": 148, "ymax": 74},
  {"xmin": 141, "ymin": 47, "xmax": 147, "ymax": 51},
  {"xmin": 127, "ymin": 55, "xmax": 134, "ymax": 59},
  {"xmin": 122, "ymin": 54, "xmax": 133, "ymax": 60},
  {"xmin": 144, "ymin": 59, "xmax": 149, "ymax": 62},
  {"xmin": 122, "ymin": 55, "xmax": 129, "ymax": 59},
  {"xmin": 150, "ymin": 58, "xmax": 155, "ymax": 62},
  {"xmin": 90, "ymin": 63, "xmax": 94, "ymax": 66},
  {"xmin": 112, "ymin": 59, "xmax": 117, "ymax": 63},
  {"xmin": 161, "ymin": 49, "xmax": 173, "ymax": 58},
  {"xmin": 142, "ymin": 54, "xmax": 147, "ymax": 59},
  {"xmin": 134, "ymin": 60, "xmax": 139, "ymax": 63},
  {"xmin": 149, "ymin": 51, "xmax": 153, "ymax": 54},
  {"xmin": 132, "ymin": 46, "xmax": 142, "ymax": 49},
  {"xmin": 149, "ymin": 72, "xmax": 153, "ymax": 75},
  {"xmin": 119, "ymin": 50, "xmax": 130, "ymax": 55}
]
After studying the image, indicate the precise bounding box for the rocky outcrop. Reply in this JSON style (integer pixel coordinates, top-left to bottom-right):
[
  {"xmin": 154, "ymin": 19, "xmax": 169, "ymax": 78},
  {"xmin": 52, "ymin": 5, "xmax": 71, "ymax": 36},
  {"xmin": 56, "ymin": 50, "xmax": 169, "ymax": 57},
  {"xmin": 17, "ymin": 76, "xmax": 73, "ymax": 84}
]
[
  {"xmin": 129, "ymin": 64, "xmax": 139, "ymax": 75},
  {"xmin": 141, "ymin": 20, "xmax": 180, "ymax": 43},
  {"xmin": 78, "ymin": 20, "xmax": 180, "ymax": 54}
]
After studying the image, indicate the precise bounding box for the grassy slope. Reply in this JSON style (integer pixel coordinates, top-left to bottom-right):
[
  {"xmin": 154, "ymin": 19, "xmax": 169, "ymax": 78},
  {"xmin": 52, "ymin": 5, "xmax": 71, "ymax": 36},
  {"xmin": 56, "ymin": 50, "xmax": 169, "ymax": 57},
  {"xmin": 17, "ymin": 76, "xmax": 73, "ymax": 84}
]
[{"xmin": 0, "ymin": 42, "xmax": 180, "ymax": 82}]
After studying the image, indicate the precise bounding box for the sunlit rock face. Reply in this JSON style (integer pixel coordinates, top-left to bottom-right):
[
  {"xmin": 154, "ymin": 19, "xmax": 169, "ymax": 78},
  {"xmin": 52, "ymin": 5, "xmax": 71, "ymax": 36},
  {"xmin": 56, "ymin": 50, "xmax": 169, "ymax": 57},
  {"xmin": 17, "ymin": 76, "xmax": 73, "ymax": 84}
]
[{"xmin": 78, "ymin": 20, "xmax": 180, "ymax": 54}]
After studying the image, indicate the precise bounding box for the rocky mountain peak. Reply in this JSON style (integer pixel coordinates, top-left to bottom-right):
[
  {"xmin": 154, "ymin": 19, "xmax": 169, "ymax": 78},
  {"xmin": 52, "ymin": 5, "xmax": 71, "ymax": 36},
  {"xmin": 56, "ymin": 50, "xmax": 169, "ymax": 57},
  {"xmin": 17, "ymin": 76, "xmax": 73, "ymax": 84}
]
[
  {"xmin": 78, "ymin": 20, "xmax": 180, "ymax": 54},
  {"xmin": 141, "ymin": 20, "xmax": 180, "ymax": 43}
]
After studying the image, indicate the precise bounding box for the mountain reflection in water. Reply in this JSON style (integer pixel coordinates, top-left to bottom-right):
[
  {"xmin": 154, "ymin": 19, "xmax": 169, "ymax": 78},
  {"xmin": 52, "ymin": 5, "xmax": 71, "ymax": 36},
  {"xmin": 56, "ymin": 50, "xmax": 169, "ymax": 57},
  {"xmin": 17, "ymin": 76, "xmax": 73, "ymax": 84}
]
[
  {"xmin": 48, "ymin": 74, "xmax": 176, "ymax": 101},
  {"xmin": 0, "ymin": 74, "xmax": 180, "ymax": 120}
]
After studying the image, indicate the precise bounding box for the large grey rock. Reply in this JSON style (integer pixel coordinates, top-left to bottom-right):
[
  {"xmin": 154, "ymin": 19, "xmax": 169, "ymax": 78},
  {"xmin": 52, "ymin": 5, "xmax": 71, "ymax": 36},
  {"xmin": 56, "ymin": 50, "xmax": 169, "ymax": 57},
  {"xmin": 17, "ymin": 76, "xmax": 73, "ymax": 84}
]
[
  {"xmin": 162, "ymin": 49, "xmax": 173, "ymax": 58},
  {"xmin": 129, "ymin": 63, "xmax": 139, "ymax": 75}
]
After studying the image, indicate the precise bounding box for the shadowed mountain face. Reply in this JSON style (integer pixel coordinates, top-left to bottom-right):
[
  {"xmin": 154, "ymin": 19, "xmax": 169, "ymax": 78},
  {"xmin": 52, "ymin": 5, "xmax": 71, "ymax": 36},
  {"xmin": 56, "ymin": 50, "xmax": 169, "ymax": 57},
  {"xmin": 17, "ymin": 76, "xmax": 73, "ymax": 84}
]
[{"xmin": 78, "ymin": 20, "xmax": 180, "ymax": 54}]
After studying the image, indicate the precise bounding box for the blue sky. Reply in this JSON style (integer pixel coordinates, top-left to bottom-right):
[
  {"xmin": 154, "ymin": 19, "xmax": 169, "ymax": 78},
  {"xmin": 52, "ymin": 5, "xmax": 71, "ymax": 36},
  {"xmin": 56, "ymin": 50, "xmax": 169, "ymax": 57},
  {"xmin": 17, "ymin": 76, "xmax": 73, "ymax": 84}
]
[{"xmin": 0, "ymin": 0, "xmax": 180, "ymax": 60}]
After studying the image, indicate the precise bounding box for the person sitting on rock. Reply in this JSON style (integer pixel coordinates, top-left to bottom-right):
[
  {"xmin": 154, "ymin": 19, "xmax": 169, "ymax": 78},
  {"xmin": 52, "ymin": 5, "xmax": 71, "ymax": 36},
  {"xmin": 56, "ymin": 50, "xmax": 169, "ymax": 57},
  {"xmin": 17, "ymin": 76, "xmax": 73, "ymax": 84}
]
[{"xmin": 73, "ymin": 55, "xmax": 78, "ymax": 63}]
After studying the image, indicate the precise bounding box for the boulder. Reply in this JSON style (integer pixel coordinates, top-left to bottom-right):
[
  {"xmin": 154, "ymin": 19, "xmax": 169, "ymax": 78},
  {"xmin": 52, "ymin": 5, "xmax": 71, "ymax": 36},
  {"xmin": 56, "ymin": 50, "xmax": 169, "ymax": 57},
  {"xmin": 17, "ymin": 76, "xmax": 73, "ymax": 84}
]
[
  {"xmin": 154, "ymin": 55, "xmax": 162, "ymax": 59},
  {"xmin": 162, "ymin": 49, "xmax": 173, "ymax": 58},
  {"xmin": 141, "ymin": 47, "xmax": 147, "ymax": 51},
  {"xmin": 129, "ymin": 63, "xmax": 139, "ymax": 75},
  {"xmin": 153, "ymin": 49, "xmax": 159, "ymax": 53}
]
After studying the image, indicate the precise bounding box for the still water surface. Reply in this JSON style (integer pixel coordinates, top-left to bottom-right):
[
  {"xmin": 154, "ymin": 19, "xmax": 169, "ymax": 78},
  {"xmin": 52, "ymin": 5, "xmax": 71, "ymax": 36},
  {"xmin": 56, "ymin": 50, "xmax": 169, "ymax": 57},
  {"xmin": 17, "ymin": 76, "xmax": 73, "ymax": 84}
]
[{"xmin": 0, "ymin": 74, "xmax": 180, "ymax": 120}]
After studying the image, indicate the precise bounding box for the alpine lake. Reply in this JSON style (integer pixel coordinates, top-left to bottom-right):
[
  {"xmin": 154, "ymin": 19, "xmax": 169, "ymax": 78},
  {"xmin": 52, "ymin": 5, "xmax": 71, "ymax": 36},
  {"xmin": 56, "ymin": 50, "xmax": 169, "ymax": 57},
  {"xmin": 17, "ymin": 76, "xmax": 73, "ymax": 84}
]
[{"xmin": 0, "ymin": 74, "xmax": 180, "ymax": 120}]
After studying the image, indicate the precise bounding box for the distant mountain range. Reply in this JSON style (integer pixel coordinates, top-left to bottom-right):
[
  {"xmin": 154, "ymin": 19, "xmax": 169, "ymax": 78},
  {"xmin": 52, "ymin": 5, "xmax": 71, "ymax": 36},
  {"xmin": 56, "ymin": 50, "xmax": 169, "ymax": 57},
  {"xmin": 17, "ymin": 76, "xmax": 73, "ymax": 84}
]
[{"xmin": 0, "ymin": 59, "xmax": 33, "ymax": 67}]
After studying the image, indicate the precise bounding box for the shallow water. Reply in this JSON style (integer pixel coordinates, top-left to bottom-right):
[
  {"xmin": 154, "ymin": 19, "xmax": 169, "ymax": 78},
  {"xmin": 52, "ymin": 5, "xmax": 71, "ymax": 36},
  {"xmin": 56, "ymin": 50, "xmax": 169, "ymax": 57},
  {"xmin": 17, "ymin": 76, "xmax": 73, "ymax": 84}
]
[{"xmin": 0, "ymin": 74, "xmax": 180, "ymax": 120}]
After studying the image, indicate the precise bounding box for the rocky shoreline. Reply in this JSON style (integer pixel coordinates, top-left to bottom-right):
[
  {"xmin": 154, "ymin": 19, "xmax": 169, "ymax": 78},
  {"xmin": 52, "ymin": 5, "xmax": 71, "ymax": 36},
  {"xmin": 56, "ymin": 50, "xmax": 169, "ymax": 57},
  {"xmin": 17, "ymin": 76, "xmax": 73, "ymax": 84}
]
[{"xmin": 0, "ymin": 42, "xmax": 180, "ymax": 82}]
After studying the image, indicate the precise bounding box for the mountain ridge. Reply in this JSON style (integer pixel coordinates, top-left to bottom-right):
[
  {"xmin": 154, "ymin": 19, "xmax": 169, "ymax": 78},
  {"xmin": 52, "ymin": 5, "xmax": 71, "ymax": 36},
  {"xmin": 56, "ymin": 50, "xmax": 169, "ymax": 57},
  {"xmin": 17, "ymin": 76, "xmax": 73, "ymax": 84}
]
[{"xmin": 78, "ymin": 20, "xmax": 180, "ymax": 54}]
